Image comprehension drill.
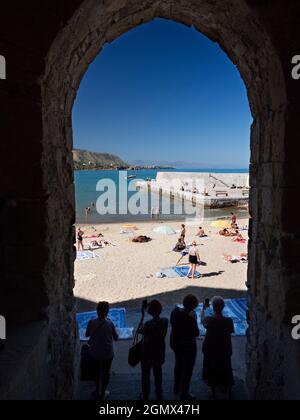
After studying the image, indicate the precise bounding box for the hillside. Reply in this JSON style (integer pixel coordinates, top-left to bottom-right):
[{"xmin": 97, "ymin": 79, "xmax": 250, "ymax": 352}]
[{"xmin": 73, "ymin": 149, "xmax": 128, "ymax": 169}]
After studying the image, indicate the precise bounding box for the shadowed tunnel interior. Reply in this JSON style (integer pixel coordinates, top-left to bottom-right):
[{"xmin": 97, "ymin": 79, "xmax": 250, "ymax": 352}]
[{"xmin": 0, "ymin": 0, "xmax": 300, "ymax": 400}]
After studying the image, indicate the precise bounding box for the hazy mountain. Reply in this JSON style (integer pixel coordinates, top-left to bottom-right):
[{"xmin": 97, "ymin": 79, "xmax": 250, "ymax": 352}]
[
  {"xmin": 73, "ymin": 149, "xmax": 128, "ymax": 169},
  {"xmin": 129, "ymin": 159, "xmax": 218, "ymax": 169}
]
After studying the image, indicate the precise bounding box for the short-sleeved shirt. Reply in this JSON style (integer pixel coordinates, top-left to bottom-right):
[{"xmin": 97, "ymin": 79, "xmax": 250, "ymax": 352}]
[{"xmin": 86, "ymin": 318, "xmax": 118, "ymax": 361}]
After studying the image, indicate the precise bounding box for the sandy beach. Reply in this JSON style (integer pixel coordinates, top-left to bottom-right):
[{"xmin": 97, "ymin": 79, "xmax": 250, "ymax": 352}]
[{"xmin": 74, "ymin": 218, "xmax": 249, "ymax": 313}]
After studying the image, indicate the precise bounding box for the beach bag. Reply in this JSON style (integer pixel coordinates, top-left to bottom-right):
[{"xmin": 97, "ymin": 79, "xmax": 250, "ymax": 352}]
[
  {"xmin": 80, "ymin": 321, "xmax": 105, "ymax": 381},
  {"xmin": 128, "ymin": 330, "xmax": 142, "ymax": 368},
  {"xmin": 80, "ymin": 344, "xmax": 99, "ymax": 381}
]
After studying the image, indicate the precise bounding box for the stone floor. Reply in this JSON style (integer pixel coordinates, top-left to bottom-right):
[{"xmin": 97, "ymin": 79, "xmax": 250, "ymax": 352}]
[{"xmin": 76, "ymin": 306, "xmax": 248, "ymax": 401}]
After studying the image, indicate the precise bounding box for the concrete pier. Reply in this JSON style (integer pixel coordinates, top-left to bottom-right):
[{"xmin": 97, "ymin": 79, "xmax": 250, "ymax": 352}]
[{"xmin": 136, "ymin": 172, "xmax": 249, "ymax": 209}]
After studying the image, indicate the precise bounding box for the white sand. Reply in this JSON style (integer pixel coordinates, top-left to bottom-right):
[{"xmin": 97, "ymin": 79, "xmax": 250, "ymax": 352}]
[{"xmin": 74, "ymin": 219, "xmax": 248, "ymax": 312}]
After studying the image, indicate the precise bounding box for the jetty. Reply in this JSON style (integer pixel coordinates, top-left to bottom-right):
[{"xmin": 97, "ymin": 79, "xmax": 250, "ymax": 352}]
[{"xmin": 136, "ymin": 172, "xmax": 249, "ymax": 209}]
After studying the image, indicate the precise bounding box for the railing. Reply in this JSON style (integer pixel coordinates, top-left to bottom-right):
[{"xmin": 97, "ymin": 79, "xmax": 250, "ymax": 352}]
[{"xmin": 209, "ymin": 173, "xmax": 231, "ymax": 188}]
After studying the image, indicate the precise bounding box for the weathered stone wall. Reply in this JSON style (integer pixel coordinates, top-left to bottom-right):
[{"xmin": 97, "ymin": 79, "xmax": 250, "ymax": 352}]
[
  {"xmin": 0, "ymin": 1, "xmax": 82, "ymax": 400},
  {"xmin": 0, "ymin": 0, "xmax": 299, "ymax": 399},
  {"xmin": 245, "ymin": 1, "xmax": 300, "ymax": 400}
]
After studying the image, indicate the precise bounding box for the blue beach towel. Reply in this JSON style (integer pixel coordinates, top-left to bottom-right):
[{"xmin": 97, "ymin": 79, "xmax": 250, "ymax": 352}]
[
  {"xmin": 199, "ymin": 298, "xmax": 248, "ymax": 336},
  {"xmin": 76, "ymin": 251, "xmax": 99, "ymax": 261},
  {"xmin": 76, "ymin": 308, "xmax": 134, "ymax": 341},
  {"xmin": 177, "ymin": 298, "xmax": 248, "ymax": 337},
  {"xmin": 156, "ymin": 266, "xmax": 201, "ymax": 279},
  {"xmin": 174, "ymin": 266, "xmax": 201, "ymax": 278}
]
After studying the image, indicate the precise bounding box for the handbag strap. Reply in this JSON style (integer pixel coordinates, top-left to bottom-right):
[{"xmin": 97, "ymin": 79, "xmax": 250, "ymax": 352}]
[{"xmin": 133, "ymin": 316, "xmax": 144, "ymax": 345}]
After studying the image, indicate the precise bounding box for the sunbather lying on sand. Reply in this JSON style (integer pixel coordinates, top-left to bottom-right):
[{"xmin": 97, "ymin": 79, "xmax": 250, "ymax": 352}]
[
  {"xmin": 132, "ymin": 236, "xmax": 152, "ymax": 243},
  {"xmin": 89, "ymin": 239, "xmax": 113, "ymax": 249},
  {"xmin": 223, "ymin": 253, "xmax": 248, "ymax": 263},
  {"xmin": 83, "ymin": 233, "xmax": 104, "ymax": 239},
  {"xmin": 233, "ymin": 233, "xmax": 247, "ymax": 243},
  {"xmin": 87, "ymin": 240, "xmax": 103, "ymax": 250},
  {"xmin": 219, "ymin": 228, "xmax": 237, "ymax": 237}
]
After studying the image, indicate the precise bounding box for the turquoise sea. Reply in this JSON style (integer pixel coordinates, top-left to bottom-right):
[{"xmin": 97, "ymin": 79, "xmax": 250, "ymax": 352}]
[{"xmin": 75, "ymin": 168, "xmax": 249, "ymax": 224}]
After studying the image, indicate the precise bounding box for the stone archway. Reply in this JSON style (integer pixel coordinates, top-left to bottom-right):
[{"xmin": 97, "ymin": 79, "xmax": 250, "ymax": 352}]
[{"xmin": 1, "ymin": 0, "xmax": 299, "ymax": 400}]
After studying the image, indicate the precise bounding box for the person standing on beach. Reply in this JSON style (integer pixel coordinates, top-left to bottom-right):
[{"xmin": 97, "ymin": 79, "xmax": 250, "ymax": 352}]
[
  {"xmin": 180, "ymin": 224, "xmax": 186, "ymax": 241},
  {"xmin": 188, "ymin": 241, "xmax": 200, "ymax": 279},
  {"xmin": 77, "ymin": 227, "xmax": 84, "ymax": 251},
  {"xmin": 170, "ymin": 295, "xmax": 200, "ymax": 400},
  {"xmin": 231, "ymin": 213, "xmax": 237, "ymax": 228}
]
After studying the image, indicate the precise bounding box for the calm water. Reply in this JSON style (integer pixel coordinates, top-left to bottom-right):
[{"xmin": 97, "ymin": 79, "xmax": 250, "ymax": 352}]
[{"xmin": 75, "ymin": 169, "xmax": 249, "ymax": 224}]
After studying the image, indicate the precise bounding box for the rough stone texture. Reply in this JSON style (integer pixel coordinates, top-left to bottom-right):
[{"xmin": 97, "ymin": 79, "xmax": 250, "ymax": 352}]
[{"xmin": 0, "ymin": 0, "xmax": 300, "ymax": 400}]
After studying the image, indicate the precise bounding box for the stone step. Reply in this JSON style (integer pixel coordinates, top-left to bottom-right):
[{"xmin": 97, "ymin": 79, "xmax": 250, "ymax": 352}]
[{"xmin": 77, "ymin": 372, "xmax": 248, "ymax": 401}]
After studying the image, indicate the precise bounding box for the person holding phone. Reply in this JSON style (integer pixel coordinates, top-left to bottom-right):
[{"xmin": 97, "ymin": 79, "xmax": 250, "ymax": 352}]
[{"xmin": 201, "ymin": 297, "xmax": 235, "ymax": 400}]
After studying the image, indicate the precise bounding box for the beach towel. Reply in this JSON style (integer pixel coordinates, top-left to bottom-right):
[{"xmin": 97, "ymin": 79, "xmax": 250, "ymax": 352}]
[
  {"xmin": 197, "ymin": 236, "xmax": 210, "ymax": 241},
  {"xmin": 156, "ymin": 266, "xmax": 201, "ymax": 279},
  {"xmin": 86, "ymin": 242, "xmax": 103, "ymax": 251},
  {"xmin": 178, "ymin": 298, "xmax": 248, "ymax": 337},
  {"xmin": 76, "ymin": 308, "xmax": 134, "ymax": 341},
  {"xmin": 223, "ymin": 254, "xmax": 248, "ymax": 263},
  {"xmin": 76, "ymin": 251, "xmax": 99, "ymax": 260},
  {"xmin": 233, "ymin": 238, "xmax": 247, "ymax": 244}
]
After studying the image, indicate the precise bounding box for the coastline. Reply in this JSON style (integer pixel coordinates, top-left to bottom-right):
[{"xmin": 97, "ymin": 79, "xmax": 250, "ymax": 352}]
[
  {"xmin": 76, "ymin": 207, "xmax": 249, "ymax": 226},
  {"xmin": 75, "ymin": 169, "xmax": 249, "ymax": 224}
]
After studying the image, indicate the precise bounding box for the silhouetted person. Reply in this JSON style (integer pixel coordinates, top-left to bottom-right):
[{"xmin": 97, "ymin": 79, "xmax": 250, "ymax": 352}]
[
  {"xmin": 86, "ymin": 301, "xmax": 119, "ymax": 400},
  {"xmin": 170, "ymin": 295, "xmax": 200, "ymax": 400},
  {"xmin": 201, "ymin": 296, "xmax": 234, "ymax": 400},
  {"xmin": 139, "ymin": 300, "xmax": 168, "ymax": 400}
]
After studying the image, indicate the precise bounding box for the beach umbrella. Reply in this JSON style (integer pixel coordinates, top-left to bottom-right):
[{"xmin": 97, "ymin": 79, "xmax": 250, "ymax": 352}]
[
  {"xmin": 153, "ymin": 226, "xmax": 176, "ymax": 235},
  {"xmin": 211, "ymin": 220, "xmax": 231, "ymax": 229}
]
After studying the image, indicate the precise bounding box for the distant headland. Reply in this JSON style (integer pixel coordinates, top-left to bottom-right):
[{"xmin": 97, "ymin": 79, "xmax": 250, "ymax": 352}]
[{"xmin": 73, "ymin": 149, "xmax": 174, "ymax": 170}]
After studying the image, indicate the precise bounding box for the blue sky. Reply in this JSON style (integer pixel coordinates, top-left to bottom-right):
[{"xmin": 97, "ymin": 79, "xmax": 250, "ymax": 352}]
[{"xmin": 73, "ymin": 18, "xmax": 252, "ymax": 169}]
